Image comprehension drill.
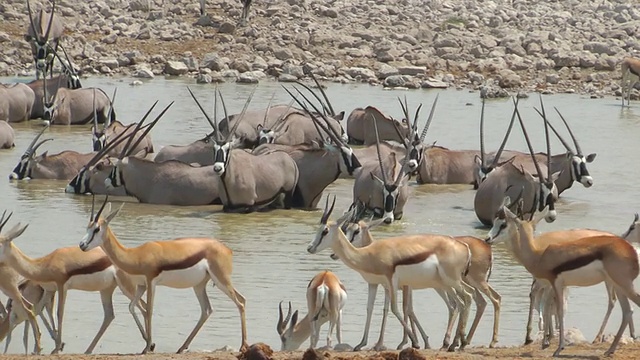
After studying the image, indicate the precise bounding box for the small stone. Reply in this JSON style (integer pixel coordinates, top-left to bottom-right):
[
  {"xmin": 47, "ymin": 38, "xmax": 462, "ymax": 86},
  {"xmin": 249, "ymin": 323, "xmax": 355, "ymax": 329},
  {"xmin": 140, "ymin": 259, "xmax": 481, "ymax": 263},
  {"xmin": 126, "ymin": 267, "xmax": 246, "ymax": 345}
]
[
  {"xmin": 278, "ymin": 73, "xmax": 298, "ymax": 82},
  {"xmin": 274, "ymin": 48, "xmax": 294, "ymax": 61},
  {"xmin": 133, "ymin": 67, "xmax": 154, "ymax": 79},
  {"xmin": 384, "ymin": 75, "xmax": 408, "ymax": 88},
  {"xmin": 164, "ymin": 61, "xmax": 189, "ymax": 76},
  {"xmin": 197, "ymin": 74, "xmax": 212, "ymax": 83},
  {"xmin": 377, "ymin": 64, "xmax": 399, "ymax": 79},
  {"xmin": 546, "ymin": 73, "xmax": 560, "ymax": 84},
  {"xmin": 398, "ymin": 66, "xmax": 426, "ymax": 76},
  {"xmin": 101, "ymin": 33, "xmax": 117, "ymax": 44},
  {"xmin": 99, "ymin": 59, "xmax": 119, "ymax": 70},
  {"xmin": 218, "ymin": 22, "xmax": 236, "ymax": 34},
  {"xmin": 237, "ymin": 72, "xmax": 259, "ymax": 84},
  {"xmin": 130, "ymin": 80, "xmax": 143, "ymax": 86},
  {"xmin": 421, "ymin": 78, "xmax": 448, "ymax": 89}
]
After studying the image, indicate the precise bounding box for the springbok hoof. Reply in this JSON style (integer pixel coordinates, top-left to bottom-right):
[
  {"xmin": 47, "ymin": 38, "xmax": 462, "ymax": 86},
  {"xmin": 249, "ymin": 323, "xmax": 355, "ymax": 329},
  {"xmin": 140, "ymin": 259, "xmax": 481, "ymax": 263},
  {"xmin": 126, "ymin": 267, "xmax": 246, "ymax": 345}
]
[
  {"xmin": 524, "ymin": 338, "xmax": 533, "ymax": 345},
  {"xmin": 447, "ymin": 344, "xmax": 457, "ymax": 352},
  {"xmin": 372, "ymin": 344, "xmax": 387, "ymax": 351}
]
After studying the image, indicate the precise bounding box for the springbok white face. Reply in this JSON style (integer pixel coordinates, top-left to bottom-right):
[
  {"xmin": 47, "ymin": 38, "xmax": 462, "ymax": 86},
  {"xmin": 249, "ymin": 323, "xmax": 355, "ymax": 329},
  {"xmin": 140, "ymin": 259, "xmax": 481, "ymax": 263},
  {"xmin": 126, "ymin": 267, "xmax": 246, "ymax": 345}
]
[
  {"xmin": 308, "ymin": 222, "xmax": 337, "ymax": 254},
  {"xmin": 621, "ymin": 213, "xmax": 640, "ymax": 244},
  {"xmin": 79, "ymin": 199, "xmax": 122, "ymax": 252},
  {"xmin": 570, "ymin": 153, "xmax": 596, "ymax": 187},
  {"xmin": 485, "ymin": 200, "xmax": 517, "ymax": 245}
]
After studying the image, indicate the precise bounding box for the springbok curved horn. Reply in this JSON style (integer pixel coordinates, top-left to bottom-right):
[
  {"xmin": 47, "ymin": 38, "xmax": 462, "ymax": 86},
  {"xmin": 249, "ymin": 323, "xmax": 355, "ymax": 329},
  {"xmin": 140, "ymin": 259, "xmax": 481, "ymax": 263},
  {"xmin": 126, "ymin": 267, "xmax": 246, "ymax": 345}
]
[
  {"xmin": 490, "ymin": 97, "xmax": 520, "ymax": 169},
  {"xmin": 118, "ymin": 101, "xmax": 158, "ymax": 159},
  {"xmin": 43, "ymin": 0, "xmax": 56, "ymax": 43},
  {"xmin": 0, "ymin": 210, "xmax": 13, "ymax": 233},
  {"xmin": 320, "ymin": 195, "xmax": 337, "ymax": 224},
  {"xmin": 553, "ymin": 107, "xmax": 582, "ymax": 155},
  {"xmin": 513, "ymin": 97, "xmax": 545, "ymax": 181},
  {"xmin": 372, "ymin": 114, "xmax": 388, "ymax": 185},
  {"xmin": 24, "ymin": 125, "xmax": 50, "ymax": 157},
  {"xmin": 221, "ymin": 86, "xmax": 256, "ymax": 143},
  {"xmin": 479, "ymin": 96, "xmax": 486, "ymax": 166},
  {"xmin": 276, "ymin": 301, "xmax": 292, "ymax": 335},
  {"xmin": 419, "ymin": 94, "xmax": 438, "ymax": 142},
  {"xmin": 94, "ymin": 195, "xmax": 109, "ymax": 221},
  {"xmin": 125, "ymin": 102, "xmax": 174, "ymax": 157}
]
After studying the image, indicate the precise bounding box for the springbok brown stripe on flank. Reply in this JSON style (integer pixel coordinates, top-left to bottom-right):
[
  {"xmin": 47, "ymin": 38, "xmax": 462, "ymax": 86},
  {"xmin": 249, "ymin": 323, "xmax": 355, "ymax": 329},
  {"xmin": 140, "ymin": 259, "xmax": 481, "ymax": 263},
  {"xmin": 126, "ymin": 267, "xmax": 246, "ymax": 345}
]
[
  {"xmin": 393, "ymin": 251, "xmax": 433, "ymax": 270},
  {"xmin": 68, "ymin": 256, "xmax": 112, "ymax": 277},
  {"xmin": 159, "ymin": 250, "xmax": 206, "ymax": 272},
  {"xmin": 552, "ymin": 252, "xmax": 603, "ymax": 276}
]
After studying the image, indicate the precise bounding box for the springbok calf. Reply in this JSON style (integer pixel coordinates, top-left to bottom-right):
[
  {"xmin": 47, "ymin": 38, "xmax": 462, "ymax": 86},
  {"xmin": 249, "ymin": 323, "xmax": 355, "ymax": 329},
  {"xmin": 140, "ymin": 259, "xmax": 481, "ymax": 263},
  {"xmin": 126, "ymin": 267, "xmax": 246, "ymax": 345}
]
[
  {"xmin": 352, "ymin": 115, "xmax": 411, "ymax": 223},
  {"xmin": 621, "ymin": 57, "xmax": 640, "ymax": 106},
  {"xmin": 0, "ymin": 211, "xmax": 148, "ymax": 354},
  {"xmin": 42, "ymin": 77, "xmax": 114, "ymax": 126},
  {"xmin": 0, "ymin": 84, "xmax": 35, "ymax": 123},
  {"xmin": 9, "ymin": 126, "xmax": 95, "ymax": 180},
  {"xmin": 0, "ymin": 121, "xmax": 15, "ymax": 149},
  {"xmin": 340, "ymin": 207, "xmax": 500, "ymax": 350},
  {"xmin": 474, "ymin": 98, "xmax": 557, "ymax": 226},
  {"xmin": 308, "ymin": 197, "xmax": 474, "ymax": 350},
  {"xmin": 277, "ymin": 271, "xmax": 348, "ymax": 350},
  {"xmin": 346, "ymin": 106, "xmax": 410, "ymax": 145},
  {"xmin": 486, "ymin": 199, "xmax": 640, "ymax": 356},
  {"xmin": 25, "ymin": 0, "xmax": 63, "ymax": 78},
  {"xmin": 1, "ymin": 281, "xmax": 57, "ymax": 355},
  {"xmin": 79, "ymin": 196, "xmax": 248, "ymax": 354}
]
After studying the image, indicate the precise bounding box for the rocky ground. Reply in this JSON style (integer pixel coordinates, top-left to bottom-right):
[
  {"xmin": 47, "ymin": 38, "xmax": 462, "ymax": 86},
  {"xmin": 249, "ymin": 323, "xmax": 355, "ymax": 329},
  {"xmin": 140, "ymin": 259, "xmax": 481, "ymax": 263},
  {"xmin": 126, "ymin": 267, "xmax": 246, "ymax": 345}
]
[{"xmin": 0, "ymin": 0, "xmax": 640, "ymax": 98}]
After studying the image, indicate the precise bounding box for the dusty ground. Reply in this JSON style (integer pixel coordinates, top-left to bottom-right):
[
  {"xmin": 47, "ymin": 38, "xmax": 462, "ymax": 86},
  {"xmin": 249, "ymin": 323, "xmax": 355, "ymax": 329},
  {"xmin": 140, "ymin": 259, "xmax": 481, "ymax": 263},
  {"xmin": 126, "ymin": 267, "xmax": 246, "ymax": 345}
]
[{"xmin": 1, "ymin": 341, "xmax": 639, "ymax": 360}]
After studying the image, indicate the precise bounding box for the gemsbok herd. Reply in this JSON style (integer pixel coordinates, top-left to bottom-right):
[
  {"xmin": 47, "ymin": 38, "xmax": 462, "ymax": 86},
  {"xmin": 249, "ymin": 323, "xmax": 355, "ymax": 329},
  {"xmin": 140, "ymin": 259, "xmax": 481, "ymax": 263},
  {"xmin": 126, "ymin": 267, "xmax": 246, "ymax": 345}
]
[{"xmin": 1, "ymin": 0, "xmax": 640, "ymax": 358}]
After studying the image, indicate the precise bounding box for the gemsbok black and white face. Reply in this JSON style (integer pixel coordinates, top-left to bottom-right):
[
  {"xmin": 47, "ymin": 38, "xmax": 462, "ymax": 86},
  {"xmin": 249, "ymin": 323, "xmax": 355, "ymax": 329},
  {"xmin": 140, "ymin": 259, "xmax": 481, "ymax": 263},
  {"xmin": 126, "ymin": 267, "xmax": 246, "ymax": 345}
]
[
  {"xmin": 569, "ymin": 153, "xmax": 596, "ymax": 187},
  {"xmin": 212, "ymin": 138, "xmax": 240, "ymax": 176},
  {"xmin": 104, "ymin": 159, "xmax": 126, "ymax": 189}
]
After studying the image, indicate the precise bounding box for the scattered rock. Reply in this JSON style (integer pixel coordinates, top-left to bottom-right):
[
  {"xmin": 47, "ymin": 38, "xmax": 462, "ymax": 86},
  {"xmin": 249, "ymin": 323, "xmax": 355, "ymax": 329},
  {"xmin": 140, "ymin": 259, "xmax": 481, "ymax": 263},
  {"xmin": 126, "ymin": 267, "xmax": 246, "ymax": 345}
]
[
  {"xmin": 399, "ymin": 347, "xmax": 426, "ymax": 360},
  {"xmin": 164, "ymin": 61, "xmax": 189, "ymax": 76},
  {"xmin": 237, "ymin": 343, "xmax": 273, "ymax": 360},
  {"xmin": 421, "ymin": 78, "xmax": 448, "ymax": 89}
]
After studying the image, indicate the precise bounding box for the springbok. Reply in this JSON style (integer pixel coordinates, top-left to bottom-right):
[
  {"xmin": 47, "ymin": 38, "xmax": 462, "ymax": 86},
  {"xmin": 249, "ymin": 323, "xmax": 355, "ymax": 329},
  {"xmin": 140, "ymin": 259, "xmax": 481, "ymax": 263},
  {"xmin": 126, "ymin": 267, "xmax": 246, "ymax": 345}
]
[
  {"xmin": 277, "ymin": 271, "xmax": 348, "ymax": 350},
  {"xmin": 0, "ymin": 121, "xmax": 15, "ymax": 149},
  {"xmin": 486, "ymin": 198, "xmax": 640, "ymax": 356},
  {"xmin": 474, "ymin": 98, "xmax": 558, "ymax": 226},
  {"xmin": 202, "ymin": 90, "xmax": 299, "ymax": 212},
  {"xmin": 78, "ymin": 195, "xmax": 248, "ymax": 354},
  {"xmin": 9, "ymin": 126, "xmax": 96, "ymax": 180},
  {"xmin": 25, "ymin": 0, "xmax": 63, "ymax": 78},
  {"xmin": 0, "ymin": 214, "xmax": 42, "ymax": 355},
  {"xmin": 308, "ymin": 196, "xmax": 474, "ymax": 350},
  {"xmin": 0, "ymin": 210, "xmax": 149, "ymax": 354},
  {"xmin": 621, "ymin": 57, "xmax": 640, "ymax": 106},
  {"xmin": 352, "ymin": 114, "xmax": 411, "ymax": 224},
  {"xmin": 0, "ymin": 84, "xmax": 35, "ymax": 123},
  {"xmin": 42, "ymin": 76, "xmax": 114, "ymax": 126},
  {"xmin": 346, "ymin": 106, "xmax": 410, "ymax": 145},
  {"xmin": 1, "ymin": 280, "xmax": 57, "ymax": 355},
  {"xmin": 340, "ymin": 206, "xmax": 500, "ymax": 350}
]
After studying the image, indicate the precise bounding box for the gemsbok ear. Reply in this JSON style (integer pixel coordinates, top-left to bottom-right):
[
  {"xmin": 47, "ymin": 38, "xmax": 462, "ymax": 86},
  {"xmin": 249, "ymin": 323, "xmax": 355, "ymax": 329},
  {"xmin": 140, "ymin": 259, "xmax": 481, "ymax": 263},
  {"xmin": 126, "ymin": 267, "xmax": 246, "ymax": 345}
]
[
  {"xmin": 501, "ymin": 196, "xmax": 512, "ymax": 208},
  {"xmin": 370, "ymin": 173, "xmax": 384, "ymax": 185},
  {"xmin": 586, "ymin": 153, "xmax": 596, "ymax": 162}
]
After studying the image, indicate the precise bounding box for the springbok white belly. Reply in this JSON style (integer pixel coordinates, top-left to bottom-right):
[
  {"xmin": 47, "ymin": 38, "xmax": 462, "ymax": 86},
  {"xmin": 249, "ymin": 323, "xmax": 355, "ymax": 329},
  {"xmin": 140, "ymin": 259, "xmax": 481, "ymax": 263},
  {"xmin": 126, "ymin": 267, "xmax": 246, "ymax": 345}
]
[
  {"xmin": 66, "ymin": 266, "xmax": 117, "ymax": 292},
  {"xmin": 557, "ymin": 260, "xmax": 606, "ymax": 287},
  {"xmin": 154, "ymin": 259, "xmax": 210, "ymax": 289},
  {"xmin": 396, "ymin": 255, "xmax": 442, "ymax": 289}
]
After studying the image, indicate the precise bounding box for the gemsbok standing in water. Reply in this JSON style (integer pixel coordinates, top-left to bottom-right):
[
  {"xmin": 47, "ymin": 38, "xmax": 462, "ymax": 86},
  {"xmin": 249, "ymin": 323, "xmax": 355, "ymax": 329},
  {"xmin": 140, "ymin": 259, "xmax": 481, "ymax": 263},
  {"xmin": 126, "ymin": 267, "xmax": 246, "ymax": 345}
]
[
  {"xmin": 79, "ymin": 195, "xmax": 249, "ymax": 354},
  {"xmin": 25, "ymin": 0, "xmax": 63, "ymax": 79}
]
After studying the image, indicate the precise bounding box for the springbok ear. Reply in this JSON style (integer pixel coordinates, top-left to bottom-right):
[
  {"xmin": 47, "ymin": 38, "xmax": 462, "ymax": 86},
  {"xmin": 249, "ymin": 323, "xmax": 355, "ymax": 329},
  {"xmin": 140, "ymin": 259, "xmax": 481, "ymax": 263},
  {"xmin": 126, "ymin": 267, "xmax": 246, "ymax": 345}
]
[
  {"xmin": 105, "ymin": 203, "xmax": 124, "ymax": 223},
  {"xmin": 5, "ymin": 223, "xmax": 29, "ymax": 242},
  {"xmin": 586, "ymin": 153, "xmax": 596, "ymax": 162},
  {"xmin": 290, "ymin": 310, "xmax": 299, "ymax": 328},
  {"xmin": 516, "ymin": 198, "xmax": 525, "ymax": 218},
  {"xmin": 370, "ymin": 173, "xmax": 384, "ymax": 185},
  {"xmin": 504, "ymin": 206, "xmax": 519, "ymax": 220}
]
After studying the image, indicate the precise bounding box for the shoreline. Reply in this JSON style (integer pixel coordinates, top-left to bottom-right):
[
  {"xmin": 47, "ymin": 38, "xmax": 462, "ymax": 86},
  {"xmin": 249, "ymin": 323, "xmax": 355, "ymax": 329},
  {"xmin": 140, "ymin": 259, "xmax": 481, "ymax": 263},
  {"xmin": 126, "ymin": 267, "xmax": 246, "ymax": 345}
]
[{"xmin": 0, "ymin": 1, "xmax": 639, "ymax": 99}]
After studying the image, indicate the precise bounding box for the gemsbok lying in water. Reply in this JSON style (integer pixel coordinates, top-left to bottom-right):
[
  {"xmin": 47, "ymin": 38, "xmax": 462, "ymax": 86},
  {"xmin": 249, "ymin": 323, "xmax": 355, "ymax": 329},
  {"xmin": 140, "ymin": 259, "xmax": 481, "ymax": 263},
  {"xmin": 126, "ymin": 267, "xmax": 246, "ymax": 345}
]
[
  {"xmin": 346, "ymin": 106, "xmax": 410, "ymax": 145},
  {"xmin": 90, "ymin": 89, "xmax": 154, "ymax": 157},
  {"xmin": 474, "ymin": 98, "xmax": 558, "ymax": 226},
  {"xmin": 42, "ymin": 76, "xmax": 114, "ymax": 125},
  {"xmin": 9, "ymin": 126, "xmax": 95, "ymax": 180},
  {"xmin": 0, "ymin": 83, "xmax": 35, "ymax": 123},
  {"xmin": 203, "ymin": 89, "xmax": 299, "ymax": 213},
  {"xmin": 277, "ymin": 271, "xmax": 348, "ymax": 350},
  {"xmin": 352, "ymin": 104, "xmax": 413, "ymax": 224},
  {"xmin": 485, "ymin": 196, "xmax": 640, "ymax": 357},
  {"xmin": 102, "ymin": 102, "xmax": 223, "ymax": 206},
  {"xmin": 25, "ymin": 0, "xmax": 63, "ymax": 79},
  {"xmin": 0, "ymin": 121, "xmax": 15, "ymax": 149}
]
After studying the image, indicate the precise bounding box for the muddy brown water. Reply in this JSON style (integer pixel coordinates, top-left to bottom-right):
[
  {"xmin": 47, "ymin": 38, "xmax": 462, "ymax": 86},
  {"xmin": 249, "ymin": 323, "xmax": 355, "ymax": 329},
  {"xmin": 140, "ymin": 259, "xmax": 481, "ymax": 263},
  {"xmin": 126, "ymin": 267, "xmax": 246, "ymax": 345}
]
[{"xmin": 1, "ymin": 76, "xmax": 640, "ymax": 354}]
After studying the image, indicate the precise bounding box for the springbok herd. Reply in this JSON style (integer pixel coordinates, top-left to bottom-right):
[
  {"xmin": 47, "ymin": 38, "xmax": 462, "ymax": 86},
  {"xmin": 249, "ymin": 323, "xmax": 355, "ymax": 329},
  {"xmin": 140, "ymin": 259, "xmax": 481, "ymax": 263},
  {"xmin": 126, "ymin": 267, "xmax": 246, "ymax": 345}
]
[{"xmin": 2, "ymin": 0, "xmax": 640, "ymax": 358}]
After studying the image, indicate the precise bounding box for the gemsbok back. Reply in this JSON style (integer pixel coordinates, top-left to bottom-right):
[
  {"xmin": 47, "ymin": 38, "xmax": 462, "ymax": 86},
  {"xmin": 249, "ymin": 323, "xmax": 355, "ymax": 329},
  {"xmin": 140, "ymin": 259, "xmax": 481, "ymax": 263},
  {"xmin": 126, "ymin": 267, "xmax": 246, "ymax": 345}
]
[
  {"xmin": 277, "ymin": 271, "xmax": 347, "ymax": 350},
  {"xmin": 0, "ymin": 121, "xmax": 15, "ymax": 149},
  {"xmin": 0, "ymin": 83, "xmax": 35, "ymax": 123},
  {"xmin": 42, "ymin": 77, "xmax": 114, "ymax": 126},
  {"xmin": 78, "ymin": 195, "xmax": 248, "ymax": 354}
]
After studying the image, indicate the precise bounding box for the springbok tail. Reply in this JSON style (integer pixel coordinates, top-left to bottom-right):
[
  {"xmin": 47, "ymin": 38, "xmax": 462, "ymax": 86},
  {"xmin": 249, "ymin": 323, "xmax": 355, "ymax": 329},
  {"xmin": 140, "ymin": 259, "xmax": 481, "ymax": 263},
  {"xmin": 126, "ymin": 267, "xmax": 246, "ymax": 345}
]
[{"xmin": 313, "ymin": 285, "xmax": 328, "ymax": 321}]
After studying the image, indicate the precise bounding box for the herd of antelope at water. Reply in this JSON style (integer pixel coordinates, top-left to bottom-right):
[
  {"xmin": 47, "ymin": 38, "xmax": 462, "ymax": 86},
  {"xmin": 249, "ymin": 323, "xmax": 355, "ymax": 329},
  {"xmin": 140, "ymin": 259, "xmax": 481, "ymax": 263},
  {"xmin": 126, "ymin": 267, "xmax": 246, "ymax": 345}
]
[{"xmin": 2, "ymin": 0, "xmax": 640, "ymax": 358}]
